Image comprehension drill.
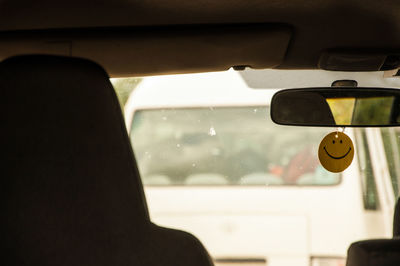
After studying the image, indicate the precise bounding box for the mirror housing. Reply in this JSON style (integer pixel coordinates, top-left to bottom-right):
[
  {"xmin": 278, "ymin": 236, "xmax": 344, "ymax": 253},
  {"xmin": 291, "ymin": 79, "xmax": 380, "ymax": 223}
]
[{"xmin": 271, "ymin": 87, "xmax": 400, "ymax": 127}]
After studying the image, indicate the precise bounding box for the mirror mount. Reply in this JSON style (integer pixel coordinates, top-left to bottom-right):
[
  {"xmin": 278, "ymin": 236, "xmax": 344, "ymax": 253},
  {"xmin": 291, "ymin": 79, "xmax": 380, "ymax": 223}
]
[{"xmin": 331, "ymin": 80, "xmax": 358, "ymax": 87}]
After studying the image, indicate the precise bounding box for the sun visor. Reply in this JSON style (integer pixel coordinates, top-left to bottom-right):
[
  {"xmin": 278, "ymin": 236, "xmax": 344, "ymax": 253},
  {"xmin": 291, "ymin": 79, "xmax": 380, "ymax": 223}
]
[{"xmin": 0, "ymin": 25, "xmax": 292, "ymax": 76}]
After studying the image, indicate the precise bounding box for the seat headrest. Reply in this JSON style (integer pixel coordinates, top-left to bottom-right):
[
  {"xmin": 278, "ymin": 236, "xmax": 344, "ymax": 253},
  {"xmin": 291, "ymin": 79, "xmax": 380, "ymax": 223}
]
[
  {"xmin": 346, "ymin": 239, "xmax": 400, "ymax": 266},
  {"xmin": 394, "ymin": 197, "xmax": 400, "ymax": 237},
  {"xmin": 2, "ymin": 55, "xmax": 149, "ymax": 264}
]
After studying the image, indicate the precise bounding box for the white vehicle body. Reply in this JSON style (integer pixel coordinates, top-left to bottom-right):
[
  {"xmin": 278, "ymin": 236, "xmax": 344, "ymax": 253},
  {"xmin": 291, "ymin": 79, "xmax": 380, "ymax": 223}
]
[{"xmin": 125, "ymin": 71, "xmax": 396, "ymax": 266}]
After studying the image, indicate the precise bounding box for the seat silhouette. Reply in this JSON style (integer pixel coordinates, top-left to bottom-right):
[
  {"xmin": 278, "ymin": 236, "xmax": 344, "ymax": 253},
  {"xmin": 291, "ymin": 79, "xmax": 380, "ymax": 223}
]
[{"xmin": 2, "ymin": 55, "xmax": 213, "ymax": 266}]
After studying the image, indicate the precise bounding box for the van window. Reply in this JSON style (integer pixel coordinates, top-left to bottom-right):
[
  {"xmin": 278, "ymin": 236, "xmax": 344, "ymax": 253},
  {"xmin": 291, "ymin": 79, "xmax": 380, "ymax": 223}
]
[
  {"xmin": 130, "ymin": 106, "xmax": 340, "ymax": 186},
  {"xmin": 355, "ymin": 129, "xmax": 379, "ymax": 210},
  {"xmin": 381, "ymin": 127, "xmax": 400, "ymax": 198}
]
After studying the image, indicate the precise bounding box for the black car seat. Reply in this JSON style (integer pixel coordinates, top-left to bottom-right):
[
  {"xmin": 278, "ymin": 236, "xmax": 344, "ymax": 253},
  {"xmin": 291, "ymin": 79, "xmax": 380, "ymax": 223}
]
[
  {"xmin": 346, "ymin": 198, "xmax": 400, "ymax": 266},
  {"xmin": 2, "ymin": 55, "xmax": 213, "ymax": 266}
]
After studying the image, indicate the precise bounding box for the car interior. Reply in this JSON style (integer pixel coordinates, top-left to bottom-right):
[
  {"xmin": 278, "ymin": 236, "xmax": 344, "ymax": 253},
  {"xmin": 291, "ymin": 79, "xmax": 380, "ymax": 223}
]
[{"xmin": 2, "ymin": 0, "xmax": 400, "ymax": 265}]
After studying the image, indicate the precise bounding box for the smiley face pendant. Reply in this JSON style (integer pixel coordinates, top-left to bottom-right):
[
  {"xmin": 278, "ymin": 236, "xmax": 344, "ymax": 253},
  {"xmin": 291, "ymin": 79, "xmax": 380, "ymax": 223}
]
[{"xmin": 318, "ymin": 132, "xmax": 354, "ymax": 173}]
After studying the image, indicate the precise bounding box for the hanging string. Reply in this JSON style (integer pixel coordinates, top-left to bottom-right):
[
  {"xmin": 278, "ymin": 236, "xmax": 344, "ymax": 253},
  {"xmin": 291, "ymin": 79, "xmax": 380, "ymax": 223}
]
[{"xmin": 335, "ymin": 127, "xmax": 346, "ymax": 137}]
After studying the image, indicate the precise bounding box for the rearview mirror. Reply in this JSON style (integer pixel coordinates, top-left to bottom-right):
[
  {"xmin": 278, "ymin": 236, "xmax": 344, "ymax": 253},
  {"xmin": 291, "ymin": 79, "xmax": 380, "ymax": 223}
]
[{"xmin": 271, "ymin": 87, "xmax": 400, "ymax": 127}]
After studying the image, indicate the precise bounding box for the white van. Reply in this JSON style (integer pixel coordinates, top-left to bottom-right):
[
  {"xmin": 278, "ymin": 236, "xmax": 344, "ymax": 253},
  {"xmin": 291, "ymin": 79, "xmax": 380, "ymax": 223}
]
[{"xmin": 124, "ymin": 71, "xmax": 399, "ymax": 266}]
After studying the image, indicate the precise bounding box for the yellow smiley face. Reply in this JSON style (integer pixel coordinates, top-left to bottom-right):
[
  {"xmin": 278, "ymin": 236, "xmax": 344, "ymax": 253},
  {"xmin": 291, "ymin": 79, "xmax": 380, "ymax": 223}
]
[{"xmin": 318, "ymin": 132, "xmax": 354, "ymax": 173}]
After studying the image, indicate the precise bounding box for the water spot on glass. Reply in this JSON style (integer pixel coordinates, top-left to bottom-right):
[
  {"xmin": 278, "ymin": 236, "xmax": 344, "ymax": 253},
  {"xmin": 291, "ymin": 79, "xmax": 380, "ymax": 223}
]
[
  {"xmin": 254, "ymin": 109, "xmax": 258, "ymax": 113},
  {"xmin": 162, "ymin": 116, "xmax": 167, "ymax": 121},
  {"xmin": 176, "ymin": 143, "xmax": 181, "ymax": 148},
  {"xmin": 209, "ymin": 127, "xmax": 216, "ymax": 136},
  {"xmin": 192, "ymin": 163, "xmax": 196, "ymax": 167}
]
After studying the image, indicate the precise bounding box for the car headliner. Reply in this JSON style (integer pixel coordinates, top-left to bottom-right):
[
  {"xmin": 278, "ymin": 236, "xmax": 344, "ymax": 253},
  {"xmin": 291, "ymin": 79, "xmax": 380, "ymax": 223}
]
[{"xmin": 0, "ymin": 0, "xmax": 399, "ymax": 76}]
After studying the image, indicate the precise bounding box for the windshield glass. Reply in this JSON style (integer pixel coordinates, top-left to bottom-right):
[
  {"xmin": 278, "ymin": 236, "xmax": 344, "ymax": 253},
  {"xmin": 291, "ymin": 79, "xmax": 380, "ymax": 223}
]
[
  {"xmin": 112, "ymin": 69, "xmax": 400, "ymax": 266},
  {"xmin": 131, "ymin": 107, "xmax": 339, "ymax": 186}
]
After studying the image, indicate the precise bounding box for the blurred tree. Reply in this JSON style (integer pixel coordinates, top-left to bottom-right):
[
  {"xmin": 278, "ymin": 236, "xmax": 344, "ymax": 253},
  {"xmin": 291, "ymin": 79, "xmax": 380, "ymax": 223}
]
[
  {"xmin": 111, "ymin": 77, "xmax": 142, "ymax": 108},
  {"xmin": 352, "ymin": 97, "xmax": 394, "ymax": 125}
]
